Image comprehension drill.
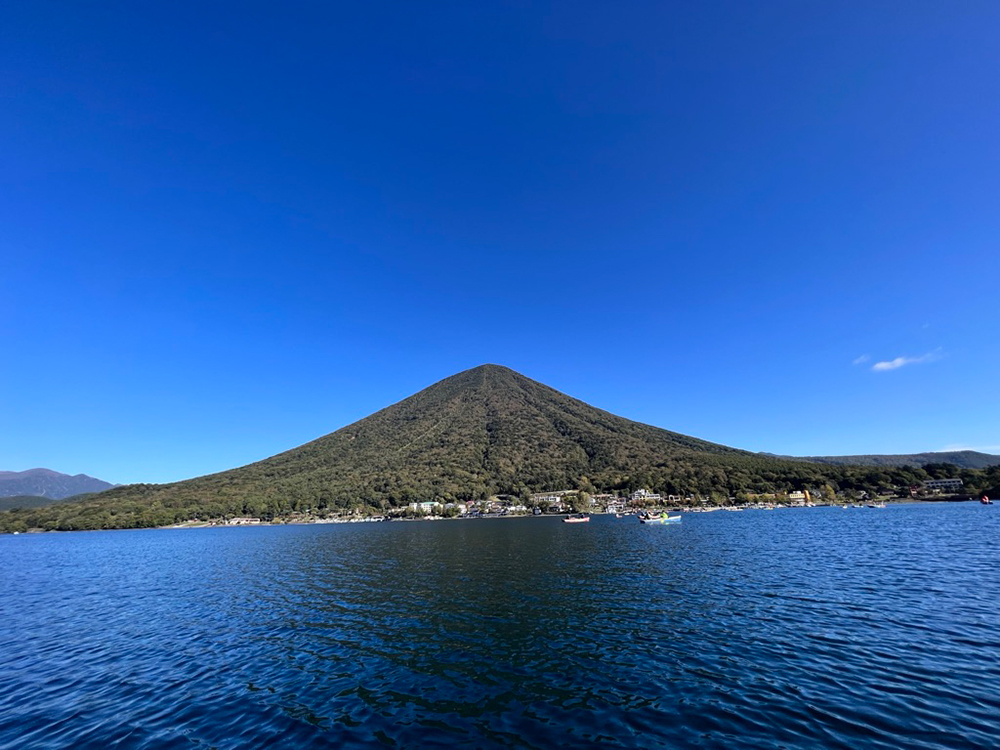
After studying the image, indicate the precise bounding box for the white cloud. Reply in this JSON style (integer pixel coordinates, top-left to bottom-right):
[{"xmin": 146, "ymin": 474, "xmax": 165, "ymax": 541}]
[
  {"xmin": 852, "ymin": 354, "xmax": 870, "ymax": 365},
  {"xmin": 871, "ymin": 349, "xmax": 942, "ymax": 372}
]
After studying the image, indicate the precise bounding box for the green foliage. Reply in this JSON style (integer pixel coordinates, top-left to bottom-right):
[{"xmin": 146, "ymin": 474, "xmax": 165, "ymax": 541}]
[
  {"xmin": 568, "ymin": 491, "xmax": 590, "ymax": 512},
  {"xmin": 798, "ymin": 451, "xmax": 1000, "ymax": 470},
  {"xmin": 0, "ymin": 496, "xmax": 58, "ymax": 512},
  {"xmin": 1, "ymin": 365, "xmax": 992, "ymax": 532}
]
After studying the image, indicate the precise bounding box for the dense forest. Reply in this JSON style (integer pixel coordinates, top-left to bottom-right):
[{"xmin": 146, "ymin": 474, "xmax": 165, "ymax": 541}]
[
  {"xmin": 0, "ymin": 495, "xmax": 92, "ymax": 512},
  {"xmin": 2, "ymin": 365, "xmax": 997, "ymax": 533}
]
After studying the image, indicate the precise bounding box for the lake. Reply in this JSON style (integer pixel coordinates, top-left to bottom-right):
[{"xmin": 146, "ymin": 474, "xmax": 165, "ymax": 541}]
[{"xmin": 1, "ymin": 503, "xmax": 998, "ymax": 749}]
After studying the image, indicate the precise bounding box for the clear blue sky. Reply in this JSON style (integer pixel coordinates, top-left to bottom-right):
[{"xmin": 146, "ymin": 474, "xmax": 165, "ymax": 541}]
[{"xmin": 2, "ymin": 2, "xmax": 998, "ymax": 484}]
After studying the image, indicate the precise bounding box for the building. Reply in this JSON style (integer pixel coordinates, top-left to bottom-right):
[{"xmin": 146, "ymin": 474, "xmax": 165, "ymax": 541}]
[
  {"xmin": 788, "ymin": 490, "xmax": 809, "ymax": 505},
  {"xmin": 923, "ymin": 478, "xmax": 963, "ymax": 492},
  {"xmin": 408, "ymin": 501, "xmax": 443, "ymax": 513},
  {"xmin": 529, "ymin": 492, "xmax": 565, "ymax": 511},
  {"xmin": 631, "ymin": 489, "xmax": 662, "ymax": 503},
  {"xmin": 592, "ymin": 494, "xmax": 622, "ymax": 512},
  {"xmin": 530, "ymin": 490, "xmax": 574, "ymax": 501},
  {"xmin": 531, "ymin": 492, "xmax": 570, "ymax": 507}
]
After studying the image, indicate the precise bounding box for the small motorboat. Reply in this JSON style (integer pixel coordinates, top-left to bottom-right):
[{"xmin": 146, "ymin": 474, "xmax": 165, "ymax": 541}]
[
  {"xmin": 563, "ymin": 514, "xmax": 590, "ymax": 523},
  {"xmin": 982, "ymin": 496, "xmax": 993, "ymax": 505},
  {"xmin": 639, "ymin": 513, "xmax": 681, "ymax": 525}
]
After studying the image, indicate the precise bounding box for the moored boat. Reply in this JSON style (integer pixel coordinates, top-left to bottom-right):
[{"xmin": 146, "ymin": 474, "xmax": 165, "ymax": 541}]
[{"xmin": 563, "ymin": 514, "xmax": 590, "ymax": 523}]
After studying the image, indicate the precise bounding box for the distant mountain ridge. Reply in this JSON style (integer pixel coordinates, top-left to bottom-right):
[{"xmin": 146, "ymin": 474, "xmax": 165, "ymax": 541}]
[
  {"xmin": 0, "ymin": 469, "xmax": 115, "ymax": 499},
  {"xmin": 784, "ymin": 451, "xmax": 1000, "ymax": 470}
]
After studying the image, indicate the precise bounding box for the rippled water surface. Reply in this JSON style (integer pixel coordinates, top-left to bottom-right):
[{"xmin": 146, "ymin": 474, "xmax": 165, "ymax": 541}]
[{"xmin": 2, "ymin": 503, "xmax": 999, "ymax": 749}]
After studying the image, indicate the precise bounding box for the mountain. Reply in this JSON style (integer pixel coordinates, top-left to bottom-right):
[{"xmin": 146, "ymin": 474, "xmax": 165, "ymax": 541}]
[
  {"xmin": 2, "ymin": 365, "xmax": 995, "ymax": 531},
  {"xmin": 792, "ymin": 451, "xmax": 1000, "ymax": 470},
  {"xmin": 0, "ymin": 469, "xmax": 114, "ymax": 499}
]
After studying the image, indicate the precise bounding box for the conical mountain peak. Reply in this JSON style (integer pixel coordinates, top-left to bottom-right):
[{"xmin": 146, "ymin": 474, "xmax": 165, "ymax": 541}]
[
  {"xmin": 13, "ymin": 365, "xmax": 899, "ymax": 529},
  {"xmin": 145, "ymin": 364, "xmax": 745, "ymax": 508},
  {"xmin": 429, "ymin": 363, "xmax": 534, "ymax": 391},
  {"xmin": 464, "ymin": 363, "xmax": 515, "ymax": 374}
]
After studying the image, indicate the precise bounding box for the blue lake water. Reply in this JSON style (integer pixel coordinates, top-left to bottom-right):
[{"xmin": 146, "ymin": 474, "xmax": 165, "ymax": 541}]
[{"xmin": 1, "ymin": 503, "xmax": 998, "ymax": 749}]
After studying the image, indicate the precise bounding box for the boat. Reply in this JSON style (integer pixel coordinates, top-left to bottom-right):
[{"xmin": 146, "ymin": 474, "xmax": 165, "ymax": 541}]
[
  {"xmin": 639, "ymin": 513, "xmax": 681, "ymax": 525},
  {"xmin": 982, "ymin": 496, "xmax": 993, "ymax": 505},
  {"xmin": 563, "ymin": 514, "xmax": 590, "ymax": 523}
]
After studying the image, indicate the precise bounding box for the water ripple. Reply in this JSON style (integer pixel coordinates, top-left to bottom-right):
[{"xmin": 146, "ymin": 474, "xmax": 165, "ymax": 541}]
[{"xmin": 2, "ymin": 504, "xmax": 999, "ymax": 748}]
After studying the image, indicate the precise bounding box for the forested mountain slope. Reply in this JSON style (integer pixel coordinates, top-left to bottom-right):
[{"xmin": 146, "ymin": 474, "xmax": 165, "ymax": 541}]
[
  {"xmin": 792, "ymin": 451, "xmax": 1000, "ymax": 470},
  {"xmin": 3, "ymin": 365, "xmax": 994, "ymax": 531}
]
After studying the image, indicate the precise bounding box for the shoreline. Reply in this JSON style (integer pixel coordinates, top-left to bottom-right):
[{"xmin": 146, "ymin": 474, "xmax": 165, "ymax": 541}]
[{"xmin": 3, "ymin": 498, "xmax": 981, "ymax": 535}]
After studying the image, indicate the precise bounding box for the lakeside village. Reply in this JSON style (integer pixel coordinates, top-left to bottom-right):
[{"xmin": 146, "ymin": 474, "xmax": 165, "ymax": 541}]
[{"xmin": 219, "ymin": 478, "xmax": 972, "ymax": 526}]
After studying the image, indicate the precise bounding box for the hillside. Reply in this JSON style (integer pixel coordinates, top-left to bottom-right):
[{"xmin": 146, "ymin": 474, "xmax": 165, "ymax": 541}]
[
  {"xmin": 0, "ymin": 495, "xmax": 57, "ymax": 512},
  {"xmin": 2, "ymin": 365, "xmax": 995, "ymax": 531},
  {"xmin": 0, "ymin": 469, "xmax": 114, "ymax": 499},
  {"xmin": 793, "ymin": 451, "xmax": 1000, "ymax": 470},
  {"xmin": 0, "ymin": 494, "xmax": 99, "ymax": 512}
]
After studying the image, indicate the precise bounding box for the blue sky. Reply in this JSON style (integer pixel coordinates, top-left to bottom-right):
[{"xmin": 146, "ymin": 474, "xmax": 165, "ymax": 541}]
[{"xmin": 2, "ymin": 2, "xmax": 998, "ymax": 484}]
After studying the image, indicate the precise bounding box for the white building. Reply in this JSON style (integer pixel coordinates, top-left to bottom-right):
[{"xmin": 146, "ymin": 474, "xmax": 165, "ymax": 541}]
[
  {"xmin": 923, "ymin": 478, "xmax": 963, "ymax": 492},
  {"xmin": 408, "ymin": 501, "xmax": 443, "ymax": 513},
  {"xmin": 532, "ymin": 494, "xmax": 563, "ymax": 505},
  {"xmin": 631, "ymin": 489, "xmax": 662, "ymax": 503}
]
